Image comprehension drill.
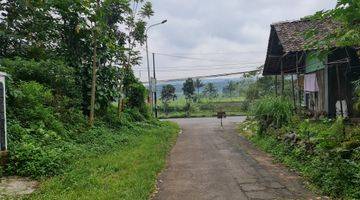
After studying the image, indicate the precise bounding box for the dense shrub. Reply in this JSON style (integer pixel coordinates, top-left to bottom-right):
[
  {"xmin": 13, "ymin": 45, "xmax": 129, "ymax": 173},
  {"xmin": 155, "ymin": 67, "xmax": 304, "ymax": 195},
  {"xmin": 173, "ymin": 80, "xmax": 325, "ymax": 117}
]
[
  {"xmin": 95, "ymin": 66, "xmax": 123, "ymax": 110},
  {"xmin": 126, "ymin": 82, "xmax": 149, "ymax": 118},
  {"xmin": 251, "ymin": 96, "xmax": 293, "ymax": 133},
  {"xmin": 8, "ymin": 81, "xmax": 65, "ymax": 133},
  {"xmin": 1, "ymin": 58, "xmax": 79, "ymax": 99},
  {"xmin": 5, "ymin": 81, "xmax": 78, "ymax": 177}
]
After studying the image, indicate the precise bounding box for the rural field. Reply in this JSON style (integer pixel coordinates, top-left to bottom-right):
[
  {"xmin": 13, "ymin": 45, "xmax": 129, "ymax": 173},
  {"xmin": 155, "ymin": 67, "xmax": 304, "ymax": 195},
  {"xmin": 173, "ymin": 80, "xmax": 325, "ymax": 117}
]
[{"xmin": 157, "ymin": 96, "xmax": 246, "ymax": 118}]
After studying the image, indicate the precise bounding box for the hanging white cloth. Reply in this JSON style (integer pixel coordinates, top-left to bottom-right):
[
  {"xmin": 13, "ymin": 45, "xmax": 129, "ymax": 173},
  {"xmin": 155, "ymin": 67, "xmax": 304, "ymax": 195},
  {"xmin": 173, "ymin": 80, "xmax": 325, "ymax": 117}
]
[
  {"xmin": 304, "ymin": 73, "xmax": 319, "ymax": 92},
  {"xmin": 336, "ymin": 100, "xmax": 348, "ymax": 117}
]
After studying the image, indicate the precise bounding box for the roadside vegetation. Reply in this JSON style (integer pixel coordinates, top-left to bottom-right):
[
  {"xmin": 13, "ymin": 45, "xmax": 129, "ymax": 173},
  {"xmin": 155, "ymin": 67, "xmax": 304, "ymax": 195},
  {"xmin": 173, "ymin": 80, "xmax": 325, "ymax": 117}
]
[
  {"xmin": 28, "ymin": 121, "xmax": 179, "ymax": 200},
  {"xmin": 0, "ymin": 1, "xmax": 180, "ymax": 199},
  {"xmin": 238, "ymin": 97, "xmax": 360, "ymax": 199}
]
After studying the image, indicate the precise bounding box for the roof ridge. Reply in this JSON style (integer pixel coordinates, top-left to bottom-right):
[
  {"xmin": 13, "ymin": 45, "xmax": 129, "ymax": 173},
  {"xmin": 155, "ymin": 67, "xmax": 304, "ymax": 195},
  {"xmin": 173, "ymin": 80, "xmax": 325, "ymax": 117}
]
[{"xmin": 271, "ymin": 18, "xmax": 312, "ymax": 26}]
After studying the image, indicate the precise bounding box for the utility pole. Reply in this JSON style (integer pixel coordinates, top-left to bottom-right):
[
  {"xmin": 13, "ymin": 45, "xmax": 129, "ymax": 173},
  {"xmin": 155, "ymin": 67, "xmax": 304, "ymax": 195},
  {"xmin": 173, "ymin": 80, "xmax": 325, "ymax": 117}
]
[
  {"xmin": 145, "ymin": 20, "xmax": 167, "ymax": 109},
  {"xmin": 145, "ymin": 37, "xmax": 152, "ymax": 107},
  {"xmin": 153, "ymin": 53, "xmax": 158, "ymax": 118}
]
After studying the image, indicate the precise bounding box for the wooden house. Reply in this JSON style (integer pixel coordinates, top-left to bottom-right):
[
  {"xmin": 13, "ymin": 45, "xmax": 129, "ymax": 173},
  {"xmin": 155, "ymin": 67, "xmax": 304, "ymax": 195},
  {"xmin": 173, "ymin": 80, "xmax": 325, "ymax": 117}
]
[{"xmin": 262, "ymin": 19, "xmax": 360, "ymax": 118}]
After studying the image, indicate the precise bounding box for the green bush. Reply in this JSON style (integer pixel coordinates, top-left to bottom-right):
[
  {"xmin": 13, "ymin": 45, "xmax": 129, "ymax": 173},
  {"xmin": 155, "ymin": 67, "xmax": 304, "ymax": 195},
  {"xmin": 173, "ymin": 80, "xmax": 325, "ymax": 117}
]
[
  {"xmin": 8, "ymin": 81, "xmax": 65, "ymax": 133},
  {"xmin": 7, "ymin": 140, "xmax": 78, "ymax": 178},
  {"xmin": 6, "ymin": 119, "xmax": 78, "ymax": 178},
  {"xmin": 126, "ymin": 82, "xmax": 149, "ymax": 118},
  {"xmin": 1, "ymin": 58, "xmax": 79, "ymax": 99},
  {"xmin": 251, "ymin": 96, "xmax": 293, "ymax": 133}
]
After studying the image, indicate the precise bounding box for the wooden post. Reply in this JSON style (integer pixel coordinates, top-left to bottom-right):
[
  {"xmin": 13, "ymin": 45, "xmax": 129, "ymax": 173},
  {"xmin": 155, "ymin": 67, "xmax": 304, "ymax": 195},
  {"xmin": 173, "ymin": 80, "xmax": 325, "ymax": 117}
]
[
  {"xmin": 344, "ymin": 48, "xmax": 352, "ymax": 116},
  {"xmin": 335, "ymin": 64, "xmax": 344, "ymax": 117},
  {"xmin": 291, "ymin": 74, "xmax": 296, "ymax": 107},
  {"xmin": 281, "ymin": 58, "xmax": 284, "ymax": 96},
  {"xmin": 275, "ymin": 75, "xmax": 278, "ymax": 97},
  {"xmin": 296, "ymin": 53, "xmax": 301, "ymax": 107}
]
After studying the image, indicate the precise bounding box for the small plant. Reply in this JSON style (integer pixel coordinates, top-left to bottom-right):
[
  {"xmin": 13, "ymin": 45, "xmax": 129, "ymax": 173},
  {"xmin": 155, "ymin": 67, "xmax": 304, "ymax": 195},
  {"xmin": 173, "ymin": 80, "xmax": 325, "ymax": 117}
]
[{"xmin": 251, "ymin": 96, "xmax": 293, "ymax": 134}]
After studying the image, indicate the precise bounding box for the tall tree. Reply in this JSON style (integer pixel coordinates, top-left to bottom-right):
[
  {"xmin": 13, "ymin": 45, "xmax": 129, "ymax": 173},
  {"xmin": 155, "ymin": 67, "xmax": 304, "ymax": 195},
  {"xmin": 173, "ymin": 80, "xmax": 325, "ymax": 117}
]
[
  {"xmin": 0, "ymin": 0, "xmax": 59, "ymax": 59},
  {"xmin": 182, "ymin": 78, "xmax": 195, "ymax": 117},
  {"xmin": 203, "ymin": 83, "xmax": 218, "ymax": 99},
  {"xmin": 182, "ymin": 78, "xmax": 195, "ymax": 101},
  {"xmin": 161, "ymin": 84, "xmax": 176, "ymax": 115},
  {"xmin": 117, "ymin": 0, "xmax": 154, "ymax": 115},
  {"xmin": 223, "ymin": 81, "xmax": 237, "ymax": 97},
  {"xmin": 194, "ymin": 78, "xmax": 205, "ymax": 95}
]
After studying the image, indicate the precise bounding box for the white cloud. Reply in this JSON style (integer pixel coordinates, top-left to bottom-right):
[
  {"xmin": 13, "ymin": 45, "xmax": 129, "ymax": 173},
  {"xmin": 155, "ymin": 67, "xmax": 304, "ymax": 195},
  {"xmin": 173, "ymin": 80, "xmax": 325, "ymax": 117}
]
[{"xmin": 136, "ymin": 0, "xmax": 337, "ymax": 82}]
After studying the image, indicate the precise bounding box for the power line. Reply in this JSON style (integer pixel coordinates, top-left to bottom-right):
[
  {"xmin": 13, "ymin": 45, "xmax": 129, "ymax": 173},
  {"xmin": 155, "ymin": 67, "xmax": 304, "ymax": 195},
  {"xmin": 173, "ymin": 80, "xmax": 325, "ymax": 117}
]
[
  {"xmin": 143, "ymin": 69, "xmax": 260, "ymax": 83},
  {"xmin": 140, "ymin": 66, "xmax": 258, "ymax": 72},
  {"xmin": 135, "ymin": 61, "xmax": 263, "ymax": 70},
  {"xmin": 150, "ymin": 50, "xmax": 265, "ymax": 56},
  {"xmin": 153, "ymin": 53, "xmax": 256, "ymax": 63}
]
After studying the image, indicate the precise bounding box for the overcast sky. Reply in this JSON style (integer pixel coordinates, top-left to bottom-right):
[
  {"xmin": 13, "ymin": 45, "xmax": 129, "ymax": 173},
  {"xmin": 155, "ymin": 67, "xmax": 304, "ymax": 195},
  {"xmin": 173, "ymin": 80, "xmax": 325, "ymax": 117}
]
[{"xmin": 135, "ymin": 0, "xmax": 337, "ymax": 82}]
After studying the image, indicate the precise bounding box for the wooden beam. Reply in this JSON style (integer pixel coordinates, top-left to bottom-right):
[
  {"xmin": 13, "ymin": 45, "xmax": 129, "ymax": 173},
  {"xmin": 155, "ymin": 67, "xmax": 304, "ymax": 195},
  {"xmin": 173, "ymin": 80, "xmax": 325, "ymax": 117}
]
[
  {"xmin": 275, "ymin": 75, "xmax": 278, "ymax": 97},
  {"xmin": 335, "ymin": 64, "xmax": 344, "ymax": 117},
  {"xmin": 296, "ymin": 53, "xmax": 301, "ymax": 107},
  {"xmin": 291, "ymin": 74, "xmax": 296, "ymax": 107},
  {"xmin": 280, "ymin": 58, "xmax": 284, "ymax": 96}
]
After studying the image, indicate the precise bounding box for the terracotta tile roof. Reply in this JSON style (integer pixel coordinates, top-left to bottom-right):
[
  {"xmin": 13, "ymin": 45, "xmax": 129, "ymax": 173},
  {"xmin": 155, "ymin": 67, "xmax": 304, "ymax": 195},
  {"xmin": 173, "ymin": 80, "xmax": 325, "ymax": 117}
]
[{"xmin": 272, "ymin": 18, "xmax": 339, "ymax": 53}]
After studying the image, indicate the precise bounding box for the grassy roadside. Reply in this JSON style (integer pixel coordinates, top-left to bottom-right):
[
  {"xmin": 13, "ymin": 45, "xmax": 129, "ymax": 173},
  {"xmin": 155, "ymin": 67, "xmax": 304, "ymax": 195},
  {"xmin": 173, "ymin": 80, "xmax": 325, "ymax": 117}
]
[{"xmin": 26, "ymin": 121, "xmax": 179, "ymax": 200}]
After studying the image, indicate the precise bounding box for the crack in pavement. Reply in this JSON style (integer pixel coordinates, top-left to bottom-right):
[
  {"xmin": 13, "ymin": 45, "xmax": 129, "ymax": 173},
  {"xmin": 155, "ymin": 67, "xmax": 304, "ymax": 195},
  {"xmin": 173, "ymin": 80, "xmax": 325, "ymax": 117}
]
[{"xmin": 154, "ymin": 117, "xmax": 318, "ymax": 200}]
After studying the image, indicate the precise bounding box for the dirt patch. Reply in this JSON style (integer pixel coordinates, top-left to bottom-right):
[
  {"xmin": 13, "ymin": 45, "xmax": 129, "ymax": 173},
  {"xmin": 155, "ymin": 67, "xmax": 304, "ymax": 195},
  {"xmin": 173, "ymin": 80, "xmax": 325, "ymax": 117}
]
[{"xmin": 0, "ymin": 176, "xmax": 38, "ymax": 198}]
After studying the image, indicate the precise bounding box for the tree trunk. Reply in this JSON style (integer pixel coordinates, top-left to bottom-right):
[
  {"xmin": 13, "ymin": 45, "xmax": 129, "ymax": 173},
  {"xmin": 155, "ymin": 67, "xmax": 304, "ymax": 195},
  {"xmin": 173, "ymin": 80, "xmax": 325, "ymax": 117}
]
[
  {"xmin": 117, "ymin": 84, "xmax": 123, "ymax": 117},
  {"xmin": 89, "ymin": 0, "xmax": 100, "ymax": 127},
  {"xmin": 89, "ymin": 30, "xmax": 97, "ymax": 126}
]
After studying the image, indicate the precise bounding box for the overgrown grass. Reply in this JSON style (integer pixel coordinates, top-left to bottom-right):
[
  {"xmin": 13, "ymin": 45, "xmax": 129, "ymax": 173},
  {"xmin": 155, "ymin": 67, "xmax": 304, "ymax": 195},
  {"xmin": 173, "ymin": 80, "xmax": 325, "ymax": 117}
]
[{"xmin": 26, "ymin": 121, "xmax": 179, "ymax": 200}]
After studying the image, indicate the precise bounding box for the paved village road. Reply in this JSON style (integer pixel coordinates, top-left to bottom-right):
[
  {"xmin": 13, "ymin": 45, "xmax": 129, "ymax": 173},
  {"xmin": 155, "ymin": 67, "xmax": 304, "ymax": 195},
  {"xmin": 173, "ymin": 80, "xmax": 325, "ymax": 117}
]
[{"xmin": 154, "ymin": 117, "xmax": 318, "ymax": 200}]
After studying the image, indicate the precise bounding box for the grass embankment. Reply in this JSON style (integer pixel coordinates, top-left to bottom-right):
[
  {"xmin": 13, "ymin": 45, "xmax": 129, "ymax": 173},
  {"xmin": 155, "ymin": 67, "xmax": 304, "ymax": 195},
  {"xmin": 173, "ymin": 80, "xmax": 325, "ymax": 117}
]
[
  {"xmin": 238, "ymin": 119, "xmax": 360, "ymax": 199},
  {"xmin": 27, "ymin": 121, "xmax": 179, "ymax": 200},
  {"xmin": 158, "ymin": 96, "xmax": 246, "ymax": 118}
]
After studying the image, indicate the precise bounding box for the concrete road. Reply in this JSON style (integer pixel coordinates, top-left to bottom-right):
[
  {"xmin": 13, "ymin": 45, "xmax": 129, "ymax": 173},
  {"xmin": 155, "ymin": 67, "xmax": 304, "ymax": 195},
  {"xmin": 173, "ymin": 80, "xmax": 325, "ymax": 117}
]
[{"xmin": 155, "ymin": 117, "xmax": 317, "ymax": 200}]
